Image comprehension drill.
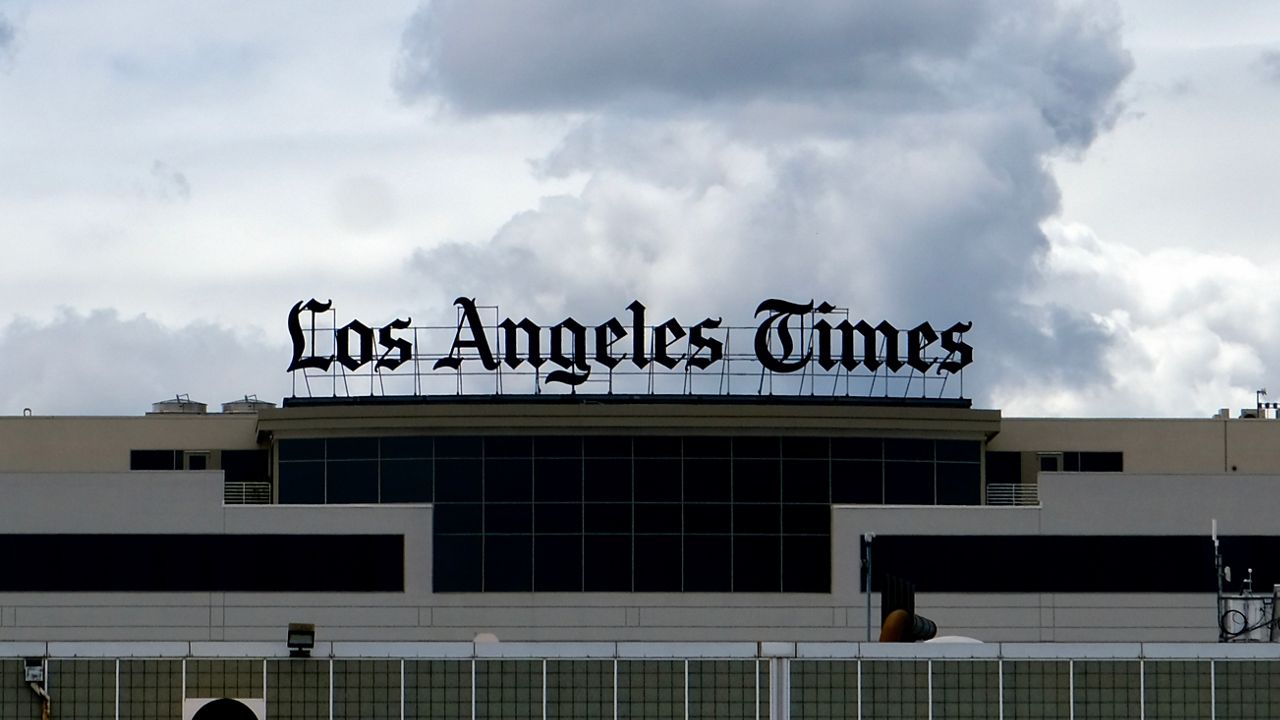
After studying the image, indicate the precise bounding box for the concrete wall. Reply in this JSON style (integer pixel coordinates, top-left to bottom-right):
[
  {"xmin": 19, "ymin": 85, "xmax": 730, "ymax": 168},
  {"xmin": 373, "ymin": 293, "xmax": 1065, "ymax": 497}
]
[{"xmin": 1, "ymin": 469, "xmax": 1270, "ymax": 644}]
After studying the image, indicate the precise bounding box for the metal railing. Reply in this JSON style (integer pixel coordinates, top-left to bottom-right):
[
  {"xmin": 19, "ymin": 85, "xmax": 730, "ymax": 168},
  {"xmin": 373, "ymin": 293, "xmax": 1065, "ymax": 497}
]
[
  {"xmin": 224, "ymin": 481, "xmax": 271, "ymax": 505},
  {"xmin": 986, "ymin": 482, "xmax": 1040, "ymax": 506}
]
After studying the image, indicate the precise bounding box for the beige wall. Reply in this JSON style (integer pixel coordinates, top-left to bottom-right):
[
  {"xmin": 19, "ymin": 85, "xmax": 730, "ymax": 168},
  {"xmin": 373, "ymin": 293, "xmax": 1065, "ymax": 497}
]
[{"xmin": 0, "ymin": 415, "xmax": 259, "ymax": 472}]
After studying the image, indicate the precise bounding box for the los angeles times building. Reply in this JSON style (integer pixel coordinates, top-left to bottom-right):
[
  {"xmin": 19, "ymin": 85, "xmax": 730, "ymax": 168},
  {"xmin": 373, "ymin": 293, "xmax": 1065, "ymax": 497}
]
[{"xmin": 4, "ymin": 300, "xmax": 1280, "ymax": 719}]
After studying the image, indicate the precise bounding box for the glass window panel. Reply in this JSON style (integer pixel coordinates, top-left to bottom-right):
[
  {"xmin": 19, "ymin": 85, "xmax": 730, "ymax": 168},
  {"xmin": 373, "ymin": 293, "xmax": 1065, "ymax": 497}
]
[
  {"xmin": 782, "ymin": 535, "xmax": 830, "ymax": 592},
  {"xmin": 885, "ymin": 438, "xmax": 934, "ymax": 461},
  {"xmin": 783, "ymin": 504, "xmax": 830, "ymax": 534},
  {"xmin": 684, "ymin": 503, "xmax": 731, "ymax": 534},
  {"xmin": 935, "ymin": 439, "xmax": 981, "ymax": 463},
  {"xmin": 684, "ymin": 436, "xmax": 731, "ymax": 458},
  {"xmin": 433, "ymin": 534, "xmax": 482, "ymax": 592},
  {"xmin": 734, "ymin": 503, "xmax": 781, "ymax": 534},
  {"xmin": 584, "ymin": 503, "xmax": 632, "ymax": 534},
  {"xmin": 433, "ymin": 503, "xmax": 483, "ymax": 534},
  {"xmin": 831, "ymin": 459, "xmax": 883, "ymax": 504},
  {"xmin": 486, "ymin": 458, "xmax": 533, "ymax": 501},
  {"xmin": 1063, "ymin": 451, "xmax": 1081, "ymax": 472},
  {"xmin": 733, "ymin": 535, "xmax": 781, "ymax": 592},
  {"xmin": 783, "ymin": 459, "xmax": 830, "ymax": 502},
  {"xmin": 535, "ymin": 503, "xmax": 582, "ymax": 534},
  {"xmin": 279, "ymin": 438, "xmax": 325, "ymax": 461},
  {"xmin": 380, "ymin": 458, "xmax": 432, "ymax": 503},
  {"xmin": 634, "ymin": 535, "xmax": 682, "ymax": 591},
  {"xmin": 584, "ymin": 535, "xmax": 632, "ymax": 591},
  {"xmin": 380, "ymin": 435, "xmax": 432, "ymax": 459},
  {"xmin": 278, "ymin": 461, "xmax": 325, "ymax": 504},
  {"xmin": 484, "ymin": 535, "xmax": 533, "ymax": 591},
  {"xmin": 936, "ymin": 463, "xmax": 981, "ymax": 506},
  {"xmin": 535, "ymin": 435, "xmax": 582, "ymax": 458},
  {"xmin": 435, "ymin": 435, "xmax": 483, "ymax": 458},
  {"xmin": 634, "ymin": 459, "xmax": 681, "ymax": 501},
  {"xmin": 684, "ymin": 458, "xmax": 731, "ymax": 502},
  {"xmin": 782, "ymin": 436, "xmax": 829, "ymax": 459},
  {"xmin": 327, "ymin": 437, "xmax": 378, "ymax": 460},
  {"xmin": 831, "ymin": 437, "xmax": 882, "ymax": 460},
  {"xmin": 535, "ymin": 458, "xmax": 583, "ymax": 501},
  {"xmin": 683, "ymin": 535, "xmax": 732, "ymax": 592},
  {"xmin": 734, "ymin": 435, "xmax": 779, "ymax": 458},
  {"xmin": 584, "ymin": 435, "xmax": 631, "ymax": 458},
  {"xmin": 485, "ymin": 503, "xmax": 533, "ymax": 534},
  {"xmin": 487, "ymin": 435, "xmax": 533, "ymax": 458},
  {"xmin": 535, "ymin": 535, "xmax": 583, "ymax": 592},
  {"xmin": 985, "ymin": 451, "xmax": 1022, "ymax": 485},
  {"xmin": 885, "ymin": 460, "xmax": 934, "ymax": 505},
  {"xmin": 1081, "ymin": 451, "xmax": 1124, "ymax": 472},
  {"xmin": 131, "ymin": 449, "xmax": 181, "ymax": 470},
  {"xmin": 326, "ymin": 459, "xmax": 378, "ymax": 503},
  {"xmin": 633, "ymin": 436, "xmax": 681, "ymax": 458},
  {"xmin": 585, "ymin": 458, "xmax": 632, "ymax": 501},
  {"xmin": 435, "ymin": 459, "xmax": 483, "ymax": 501},
  {"xmin": 634, "ymin": 503, "xmax": 682, "ymax": 533},
  {"xmin": 734, "ymin": 458, "xmax": 780, "ymax": 502}
]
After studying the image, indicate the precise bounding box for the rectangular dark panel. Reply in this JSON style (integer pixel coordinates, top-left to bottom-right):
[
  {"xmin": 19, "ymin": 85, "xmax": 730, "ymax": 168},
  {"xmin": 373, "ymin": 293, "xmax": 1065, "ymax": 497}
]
[
  {"xmin": 733, "ymin": 458, "xmax": 780, "ymax": 502},
  {"xmin": 684, "ymin": 436, "xmax": 730, "ymax": 458},
  {"xmin": 733, "ymin": 503, "xmax": 781, "ymax": 534},
  {"xmin": 936, "ymin": 463, "xmax": 981, "ymax": 505},
  {"xmin": 832, "ymin": 437, "xmax": 881, "ymax": 460},
  {"xmin": 935, "ymin": 440, "xmax": 981, "ymax": 463},
  {"xmin": 782, "ymin": 535, "xmax": 830, "ymax": 592},
  {"xmin": 326, "ymin": 437, "xmax": 378, "ymax": 460},
  {"xmin": 885, "ymin": 439, "xmax": 933, "ymax": 461},
  {"xmin": 433, "ymin": 503, "xmax": 483, "ymax": 534},
  {"xmin": 380, "ymin": 458, "xmax": 432, "ymax": 503},
  {"xmin": 130, "ymin": 449, "xmax": 181, "ymax": 471},
  {"xmin": 221, "ymin": 449, "xmax": 268, "ymax": 484},
  {"xmin": 584, "ymin": 436, "xmax": 631, "ymax": 458},
  {"xmin": 634, "ymin": 535, "xmax": 682, "ymax": 591},
  {"xmin": 684, "ymin": 459, "xmax": 731, "ymax": 502},
  {"xmin": 884, "ymin": 461, "xmax": 933, "ymax": 504},
  {"xmin": 584, "ymin": 459, "xmax": 631, "ymax": 502},
  {"xmin": 534, "ymin": 535, "xmax": 583, "ymax": 592},
  {"xmin": 733, "ymin": 535, "xmax": 781, "ymax": 592},
  {"xmin": 535, "ymin": 458, "xmax": 583, "ymax": 501},
  {"xmin": 435, "ymin": 436, "xmax": 483, "ymax": 458},
  {"xmin": 865, "ymin": 535, "xmax": 1227, "ymax": 592},
  {"xmin": 634, "ymin": 503, "xmax": 681, "ymax": 533},
  {"xmin": 486, "ymin": 459, "xmax": 533, "ymax": 501},
  {"xmin": 782, "ymin": 505, "xmax": 830, "ymax": 535},
  {"xmin": 0, "ymin": 534, "xmax": 403, "ymax": 592},
  {"xmin": 782, "ymin": 459, "xmax": 829, "ymax": 503},
  {"xmin": 484, "ymin": 535, "xmax": 533, "ymax": 591},
  {"xmin": 1081, "ymin": 451, "xmax": 1124, "ymax": 472},
  {"xmin": 278, "ymin": 439, "xmax": 324, "ymax": 462},
  {"xmin": 584, "ymin": 503, "xmax": 632, "ymax": 534},
  {"xmin": 985, "ymin": 451, "xmax": 1021, "ymax": 485},
  {"xmin": 326, "ymin": 460, "xmax": 378, "ymax": 504},
  {"xmin": 487, "ymin": 435, "xmax": 533, "ymax": 458},
  {"xmin": 781, "ymin": 436, "xmax": 828, "ymax": 460},
  {"xmin": 435, "ymin": 459, "xmax": 483, "ymax": 502},
  {"xmin": 536, "ymin": 435, "xmax": 583, "ymax": 458},
  {"xmin": 684, "ymin": 503, "xmax": 731, "ymax": 534},
  {"xmin": 485, "ymin": 503, "xmax": 533, "ymax": 534},
  {"xmin": 433, "ymin": 534, "xmax": 482, "ymax": 592},
  {"xmin": 584, "ymin": 535, "xmax": 632, "ymax": 591},
  {"xmin": 831, "ymin": 460, "xmax": 882, "ymax": 504},
  {"xmin": 634, "ymin": 459, "xmax": 681, "ymax": 502},
  {"xmin": 683, "ymin": 535, "xmax": 732, "ymax": 592},
  {"xmin": 278, "ymin": 462, "xmax": 325, "ymax": 504},
  {"xmin": 733, "ymin": 436, "xmax": 779, "ymax": 458},
  {"xmin": 634, "ymin": 436, "xmax": 681, "ymax": 458},
  {"xmin": 535, "ymin": 503, "xmax": 582, "ymax": 534},
  {"xmin": 381, "ymin": 436, "xmax": 433, "ymax": 459}
]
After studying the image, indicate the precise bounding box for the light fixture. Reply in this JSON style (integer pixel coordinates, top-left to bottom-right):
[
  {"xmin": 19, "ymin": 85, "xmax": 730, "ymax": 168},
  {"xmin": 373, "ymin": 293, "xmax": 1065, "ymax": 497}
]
[{"xmin": 286, "ymin": 623, "xmax": 315, "ymax": 658}]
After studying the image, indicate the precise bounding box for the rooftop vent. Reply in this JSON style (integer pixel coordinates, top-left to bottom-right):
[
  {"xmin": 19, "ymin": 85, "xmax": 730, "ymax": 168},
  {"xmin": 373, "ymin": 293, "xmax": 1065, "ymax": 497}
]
[
  {"xmin": 149, "ymin": 394, "xmax": 207, "ymax": 415},
  {"xmin": 221, "ymin": 395, "xmax": 277, "ymax": 414}
]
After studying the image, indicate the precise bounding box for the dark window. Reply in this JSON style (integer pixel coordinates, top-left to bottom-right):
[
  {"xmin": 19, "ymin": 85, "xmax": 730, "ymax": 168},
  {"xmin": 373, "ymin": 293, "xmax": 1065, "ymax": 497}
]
[
  {"xmin": 435, "ymin": 459, "xmax": 483, "ymax": 502},
  {"xmin": 534, "ymin": 503, "xmax": 582, "ymax": 534},
  {"xmin": 884, "ymin": 461, "xmax": 933, "ymax": 504},
  {"xmin": 584, "ymin": 459, "xmax": 631, "ymax": 502},
  {"xmin": 936, "ymin": 463, "xmax": 981, "ymax": 505},
  {"xmin": 484, "ymin": 535, "xmax": 533, "ymax": 591},
  {"xmin": 222, "ymin": 449, "xmax": 268, "ymax": 484},
  {"xmin": 487, "ymin": 435, "xmax": 533, "ymax": 458},
  {"xmin": 584, "ymin": 535, "xmax": 631, "ymax": 591},
  {"xmin": 1080, "ymin": 451, "xmax": 1124, "ymax": 472},
  {"xmin": 782, "ymin": 436, "xmax": 828, "ymax": 460},
  {"xmin": 634, "ymin": 436, "xmax": 680, "ymax": 458},
  {"xmin": 278, "ymin": 462, "xmax": 324, "ymax": 504},
  {"xmin": 683, "ymin": 436, "xmax": 730, "ymax": 458},
  {"xmin": 326, "ymin": 460, "xmax": 378, "ymax": 504},
  {"xmin": 434, "ymin": 503, "xmax": 482, "ymax": 534},
  {"xmin": 380, "ymin": 458, "xmax": 432, "ymax": 503},
  {"xmin": 634, "ymin": 459, "xmax": 681, "ymax": 502},
  {"xmin": 584, "ymin": 503, "xmax": 631, "ymax": 533},
  {"xmin": 832, "ymin": 437, "xmax": 881, "ymax": 460},
  {"xmin": 684, "ymin": 503, "xmax": 731, "ymax": 534},
  {"xmin": 635, "ymin": 503, "xmax": 682, "ymax": 534},
  {"xmin": 985, "ymin": 451, "xmax": 1021, "ymax": 485},
  {"xmin": 534, "ymin": 535, "xmax": 582, "ymax": 591},
  {"xmin": 831, "ymin": 460, "xmax": 882, "ymax": 504},
  {"xmin": 381, "ymin": 435, "xmax": 432, "ymax": 459},
  {"xmin": 733, "ymin": 458, "xmax": 779, "ymax": 502},
  {"xmin": 782, "ymin": 536, "xmax": 830, "ymax": 593},
  {"xmin": 936, "ymin": 440, "xmax": 981, "ymax": 463},
  {"xmin": 535, "ymin": 458, "xmax": 582, "ymax": 502},
  {"xmin": 783, "ymin": 505, "xmax": 830, "ymax": 535},
  {"xmin": 187, "ymin": 453, "xmax": 208, "ymax": 471},
  {"xmin": 584, "ymin": 436, "xmax": 631, "ymax": 458},
  {"xmin": 433, "ymin": 535, "xmax": 482, "ymax": 592},
  {"xmin": 130, "ymin": 449, "xmax": 182, "ymax": 471},
  {"xmin": 435, "ymin": 436, "xmax": 482, "ymax": 458},
  {"xmin": 684, "ymin": 459, "xmax": 731, "ymax": 502},
  {"xmin": 278, "ymin": 439, "xmax": 323, "ymax": 462},
  {"xmin": 683, "ymin": 535, "xmax": 732, "ymax": 591},
  {"xmin": 885, "ymin": 438, "xmax": 933, "ymax": 461},
  {"xmin": 536, "ymin": 435, "xmax": 582, "ymax": 458},
  {"xmin": 327, "ymin": 437, "xmax": 378, "ymax": 460},
  {"xmin": 634, "ymin": 535, "xmax": 681, "ymax": 591},
  {"xmin": 486, "ymin": 459, "xmax": 533, "ymax": 501},
  {"xmin": 782, "ymin": 459, "xmax": 829, "ymax": 503},
  {"xmin": 733, "ymin": 536, "xmax": 780, "ymax": 591},
  {"xmin": 734, "ymin": 503, "xmax": 781, "ymax": 534},
  {"xmin": 486, "ymin": 503, "xmax": 533, "ymax": 534}
]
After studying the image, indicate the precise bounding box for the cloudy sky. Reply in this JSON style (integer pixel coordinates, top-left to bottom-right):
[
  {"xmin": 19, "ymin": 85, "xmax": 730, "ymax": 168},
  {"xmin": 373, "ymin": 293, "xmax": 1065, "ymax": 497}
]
[{"xmin": 1, "ymin": 0, "xmax": 1278, "ymax": 416}]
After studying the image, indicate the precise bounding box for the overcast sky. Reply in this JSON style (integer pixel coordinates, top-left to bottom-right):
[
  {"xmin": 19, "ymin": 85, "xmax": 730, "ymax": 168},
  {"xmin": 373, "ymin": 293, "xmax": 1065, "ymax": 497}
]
[{"xmin": 1, "ymin": 0, "xmax": 1278, "ymax": 416}]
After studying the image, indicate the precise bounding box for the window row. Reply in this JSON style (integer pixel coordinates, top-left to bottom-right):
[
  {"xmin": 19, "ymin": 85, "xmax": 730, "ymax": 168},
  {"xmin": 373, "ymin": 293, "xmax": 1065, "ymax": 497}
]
[
  {"xmin": 434, "ymin": 532, "xmax": 830, "ymax": 592},
  {"xmin": 277, "ymin": 435, "xmax": 982, "ymax": 506}
]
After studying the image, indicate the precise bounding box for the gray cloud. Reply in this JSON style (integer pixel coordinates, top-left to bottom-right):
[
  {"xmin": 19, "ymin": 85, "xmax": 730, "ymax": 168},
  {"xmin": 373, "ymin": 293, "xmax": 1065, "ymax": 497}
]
[
  {"xmin": 0, "ymin": 309, "xmax": 289, "ymax": 415},
  {"xmin": 1257, "ymin": 50, "xmax": 1280, "ymax": 85},
  {"xmin": 149, "ymin": 161, "xmax": 191, "ymax": 203},
  {"xmin": 0, "ymin": 12, "xmax": 15, "ymax": 62},
  {"xmin": 399, "ymin": 1, "xmax": 1132, "ymax": 407}
]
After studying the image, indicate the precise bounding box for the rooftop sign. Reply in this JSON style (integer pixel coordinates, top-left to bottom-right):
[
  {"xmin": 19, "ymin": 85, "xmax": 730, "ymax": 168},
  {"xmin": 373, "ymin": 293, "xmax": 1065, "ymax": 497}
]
[{"xmin": 286, "ymin": 297, "xmax": 972, "ymax": 398}]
